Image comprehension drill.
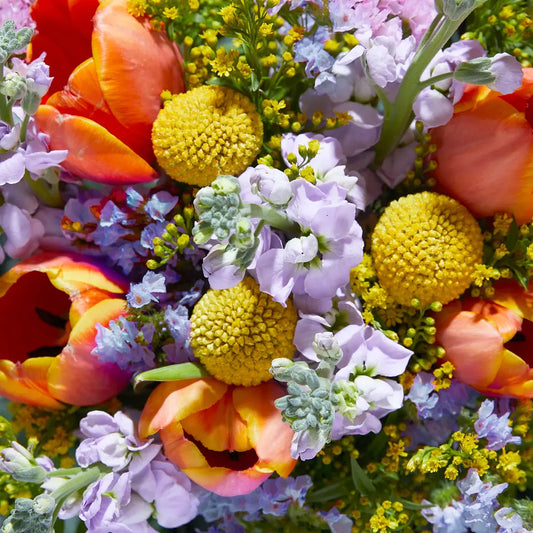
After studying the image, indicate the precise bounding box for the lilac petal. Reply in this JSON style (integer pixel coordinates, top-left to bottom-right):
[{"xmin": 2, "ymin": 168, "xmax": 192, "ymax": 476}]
[
  {"xmin": 0, "ymin": 152, "xmax": 25, "ymax": 185},
  {"xmin": 310, "ymin": 203, "xmax": 355, "ymax": 240},
  {"xmin": 255, "ymin": 248, "xmax": 296, "ymax": 305}
]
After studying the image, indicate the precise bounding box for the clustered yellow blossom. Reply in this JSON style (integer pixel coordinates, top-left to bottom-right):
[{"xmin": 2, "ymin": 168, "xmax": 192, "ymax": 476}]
[
  {"xmin": 371, "ymin": 192, "xmax": 483, "ymax": 307},
  {"xmin": 432, "ymin": 361, "xmax": 455, "ymax": 391},
  {"xmin": 189, "ymin": 276, "xmax": 297, "ymax": 386},
  {"xmin": 369, "ymin": 501, "xmax": 409, "ymax": 532},
  {"xmin": 152, "ymin": 86, "xmax": 263, "ymax": 187}
]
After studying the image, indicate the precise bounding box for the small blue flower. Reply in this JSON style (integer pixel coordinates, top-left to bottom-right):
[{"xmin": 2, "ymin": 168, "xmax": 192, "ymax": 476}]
[
  {"xmin": 144, "ymin": 191, "xmax": 178, "ymax": 222},
  {"xmin": 474, "ymin": 399, "xmax": 521, "ymax": 451},
  {"xmin": 127, "ymin": 271, "xmax": 166, "ymax": 308}
]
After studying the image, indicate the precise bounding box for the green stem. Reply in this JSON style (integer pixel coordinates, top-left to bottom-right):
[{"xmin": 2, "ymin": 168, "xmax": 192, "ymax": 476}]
[
  {"xmin": 49, "ymin": 466, "xmax": 102, "ymax": 526},
  {"xmin": 372, "ymin": 7, "xmax": 481, "ymax": 167},
  {"xmin": 24, "ymin": 171, "xmax": 63, "ymax": 207},
  {"xmin": 417, "ymin": 71, "xmax": 455, "ymax": 90},
  {"xmin": 247, "ymin": 203, "xmax": 300, "ymax": 234}
]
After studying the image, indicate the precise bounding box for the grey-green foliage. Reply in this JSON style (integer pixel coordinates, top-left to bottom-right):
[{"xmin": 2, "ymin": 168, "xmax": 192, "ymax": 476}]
[
  {"xmin": 0, "ymin": 495, "xmax": 54, "ymax": 533},
  {"xmin": 0, "ymin": 20, "xmax": 33, "ymax": 65}
]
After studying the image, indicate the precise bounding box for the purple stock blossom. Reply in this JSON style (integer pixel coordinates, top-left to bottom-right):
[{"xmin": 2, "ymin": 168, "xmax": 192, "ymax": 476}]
[
  {"xmin": 255, "ymin": 179, "xmax": 363, "ymax": 305},
  {"xmin": 74, "ymin": 410, "xmax": 200, "ymax": 532}
]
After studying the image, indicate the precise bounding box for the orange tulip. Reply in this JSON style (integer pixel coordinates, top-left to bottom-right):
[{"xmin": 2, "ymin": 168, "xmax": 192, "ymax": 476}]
[
  {"xmin": 0, "ymin": 253, "xmax": 132, "ymax": 408},
  {"xmin": 431, "ymin": 68, "xmax": 533, "ymax": 224},
  {"xmin": 434, "ymin": 280, "xmax": 533, "ymax": 398},
  {"xmin": 139, "ymin": 378, "xmax": 297, "ymax": 496},
  {"xmin": 30, "ymin": 0, "xmax": 186, "ymax": 184}
]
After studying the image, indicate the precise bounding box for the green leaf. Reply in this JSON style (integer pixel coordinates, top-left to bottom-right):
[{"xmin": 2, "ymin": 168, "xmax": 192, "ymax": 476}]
[
  {"xmin": 350, "ymin": 456, "xmax": 376, "ymax": 496},
  {"xmin": 513, "ymin": 267, "xmax": 529, "ymax": 290},
  {"xmin": 250, "ymin": 70, "xmax": 260, "ymax": 92},
  {"xmin": 397, "ymin": 498, "xmax": 434, "ymax": 510},
  {"xmin": 306, "ymin": 482, "xmax": 349, "ymax": 503},
  {"xmin": 134, "ymin": 363, "xmax": 211, "ymax": 389}
]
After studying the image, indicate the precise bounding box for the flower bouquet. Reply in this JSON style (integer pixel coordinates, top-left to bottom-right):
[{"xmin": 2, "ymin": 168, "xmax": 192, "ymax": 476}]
[{"xmin": 0, "ymin": 0, "xmax": 532, "ymax": 531}]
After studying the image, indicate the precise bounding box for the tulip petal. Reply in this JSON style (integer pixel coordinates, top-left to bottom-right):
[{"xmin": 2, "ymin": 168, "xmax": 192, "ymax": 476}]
[
  {"xmin": 492, "ymin": 280, "xmax": 533, "ymax": 322},
  {"xmin": 47, "ymin": 298, "xmax": 131, "ymax": 405},
  {"xmin": 0, "ymin": 358, "xmax": 63, "ymax": 408},
  {"xmin": 47, "ymin": 59, "xmax": 154, "ymax": 160},
  {"xmin": 435, "ymin": 308, "xmax": 505, "ymax": 388},
  {"xmin": 139, "ymin": 379, "xmax": 227, "ymax": 439},
  {"xmin": 28, "ymin": 0, "xmax": 98, "ymax": 97},
  {"xmin": 92, "ymin": 0, "xmax": 185, "ymax": 129},
  {"xmin": 35, "ymin": 105, "xmax": 158, "ymax": 183},
  {"xmin": 233, "ymin": 381, "xmax": 297, "ymax": 477},
  {"xmin": 181, "ymin": 388, "xmax": 251, "ymax": 452},
  {"xmin": 433, "ymin": 96, "xmax": 533, "ymax": 223},
  {"xmin": 180, "ymin": 465, "xmax": 271, "ymax": 497},
  {"xmin": 0, "ymin": 270, "xmax": 71, "ymax": 363},
  {"xmin": 487, "ymin": 348, "xmax": 530, "ymax": 391}
]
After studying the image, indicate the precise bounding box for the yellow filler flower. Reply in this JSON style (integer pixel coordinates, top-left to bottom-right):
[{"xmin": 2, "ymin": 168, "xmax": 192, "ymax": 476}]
[
  {"xmin": 190, "ymin": 277, "xmax": 297, "ymax": 386},
  {"xmin": 152, "ymin": 86, "xmax": 263, "ymax": 186},
  {"xmin": 371, "ymin": 191, "xmax": 483, "ymax": 307}
]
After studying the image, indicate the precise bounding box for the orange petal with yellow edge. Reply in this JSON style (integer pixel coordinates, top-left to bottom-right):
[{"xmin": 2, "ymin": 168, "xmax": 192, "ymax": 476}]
[
  {"xmin": 491, "ymin": 280, "xmax": 533, "ymax": 322},
  {"xmin": 181, "ymin": 388, "xmax": 251, "ymax": 453},
  {"xmin": 433, "ymin": 96, "xmax": 533, "ymax": 223},
  {"xmin": 435, "ymin": 308, "xmax": 505, "ymax": 388},
  {"xmin": 467, "ymin": 298, "xmax": 522, "ymax": 343},
  {"xmin": 92, "ymin": 0, "xmax": 185, "ymax": 129},
  {"xmin": 182, "ymin": 465, "xmax": 272, "ymax": 497},
  {"xmin": 139, "ymin": 379, "xmax": 228, "ymax": 439},
  {"xmin": 233, "ymin": 381, "xmax": 296, "ymax": 477},
  {"xmin": 48, "ymin": 59, "xmax": 153, "ymax": 160},
  {"xmin": 47, "ymin": 298, "xmax": 130, "ymax": 405},
  {"xmin": 0, "ymin": 358, "xmax": 63, "ymax": 409},
  {"xmin": 160, "ymin": 423, "xmax": 271, "ymax": 496},
  {"xmin": 35, "ymin": 105, "xmax": 157, "ymax": 183},
  {"xmin": 487, "ymin": 349, "xmax": 531, "ymax": 391}
]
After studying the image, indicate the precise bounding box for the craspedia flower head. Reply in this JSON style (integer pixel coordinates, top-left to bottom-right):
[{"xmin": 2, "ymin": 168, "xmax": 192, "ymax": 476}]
[
  {"xmin": 190, "ymin": 276, "xmax": 297, "ymax": 386},
  {"xmin": 152, "ymin": 86, "xmax": 263, "ymax": 186},
  {"xmin": 371, "ymin": 191, "xmax": 483, "ymax": 307}
]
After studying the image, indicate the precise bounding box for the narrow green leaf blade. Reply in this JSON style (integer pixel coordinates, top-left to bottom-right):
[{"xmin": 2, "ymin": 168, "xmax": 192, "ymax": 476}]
[{"xmin": 134, "ymin": 363, "xmax": 210, "ymax": 389}]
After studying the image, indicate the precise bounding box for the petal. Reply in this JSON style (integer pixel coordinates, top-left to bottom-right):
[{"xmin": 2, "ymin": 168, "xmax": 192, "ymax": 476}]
[
  {"xmin": 433, "ymin": 92, "xmax": 533, "ymax": 224},
  {"xmin": 92, "ymin": 0, "xmax": 185, "ymax": 129},
  {"xmin": 47, "ymin": 298, "xmax": 131, "ymax": 405},
  {"xmin": 159, "ymin": 423, "xmax": 269, "ymax": 496},
  {"xmin": 28, "ymin": 0, "xmax": 98, "ymax": 97},
  {"xmin": 139, "ymin": 379, "xmax": 227, "ymax": 439},
  {"xmin": 0, "ymin": 270, "xmax": 71, "ymax": 363},
  {"xmin": 0, "ymin": 358, "xmax": 63, "ymax": 408},
  {"xmin": 435, "ymin": 306, "xmax": 505, "ymax": 388},
  {"xmin": 47, "ymin": 59, "xmax": 153, "ymax": 160},
  {"xmin": 491, "ymin": 280, "xmax": 533, "ymax": 322},
  {"xmin": 35, "ymin": 105, "xmax": 157, "ymax": 183},
  {"xmin": 233, "ymin": 381, "xmax": 296, "ymax": 477},
  {"xmin": 486, "ymin": 349, "xmax": 531, "ymax": 391},
  {"xmin": 179, "ymin": 465, "xmax": 271, "ymax": 497},
  {"xmin": 181, "ymin": 388, "xmax": 251, "ymax": 452}
]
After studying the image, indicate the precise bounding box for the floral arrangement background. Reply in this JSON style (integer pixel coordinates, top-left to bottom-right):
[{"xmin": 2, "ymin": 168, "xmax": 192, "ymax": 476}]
[{"xmin": 0, "ymin": 0, "xmax": 531, "ymax": 531}]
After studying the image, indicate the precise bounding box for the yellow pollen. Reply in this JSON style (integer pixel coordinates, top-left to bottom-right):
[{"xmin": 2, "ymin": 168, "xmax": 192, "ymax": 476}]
[
  {"xmin": 371, "ymin": 192, "xmax": 483, "ymax": 307},
  {"xmin": 189, "ymin": 277, "xmax": 297, "ymax": 386},
  {"xmin": 152, "ymin": 86, "xmax": 263, "ymax": 187}
]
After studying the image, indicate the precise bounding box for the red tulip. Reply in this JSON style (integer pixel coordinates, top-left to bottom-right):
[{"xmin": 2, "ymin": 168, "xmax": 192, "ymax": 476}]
[
  {"xmin": 432, "ymin": 68, "xmax": 533, "ymax": 224},
  {"xmin": 0, "ymin": 253, "xmax": 132, "ymax": 407},
  {"xmin": 30, "ymin": 0, "xmax": 186, "ymax": 184},
  {"xmin": 435, "ymin": 280, "xmax": 533, "ymax": 398},
  {"xmin": 139, "ymin": 378, "xmax": 297, "ymax": 496}
]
